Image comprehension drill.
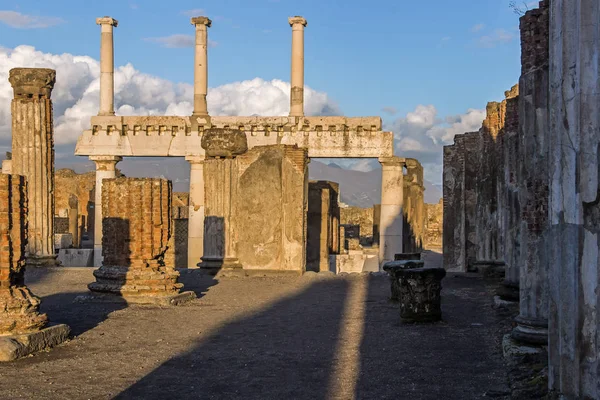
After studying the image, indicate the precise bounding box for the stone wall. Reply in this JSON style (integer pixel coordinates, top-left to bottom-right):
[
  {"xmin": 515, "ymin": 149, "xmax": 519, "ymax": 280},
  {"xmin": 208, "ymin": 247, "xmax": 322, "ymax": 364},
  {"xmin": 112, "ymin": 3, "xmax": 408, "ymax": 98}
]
[
  {"xmin": 306, "ymin": 181, "xmax": 340, "ymax": 272},
  {"xmin": 424, "ymin": 200, "xmax": 443, "ymax": 250},
  {"xmin": 340, "ymin": 206, "xmax": 374, "ymax": 246},
  {"xmin": 235, "ymin": 145, "xmax": 308, "ymax": 273}
]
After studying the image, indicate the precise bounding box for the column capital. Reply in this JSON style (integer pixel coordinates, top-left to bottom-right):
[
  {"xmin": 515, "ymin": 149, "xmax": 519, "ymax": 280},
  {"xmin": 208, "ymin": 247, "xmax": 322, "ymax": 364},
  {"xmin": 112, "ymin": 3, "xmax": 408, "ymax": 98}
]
[
  {"xmin": 288, "ymin": 16, "xmax": 307, "ymax": 27},
  {"xmin": 90, "ymin": 155, "xmax": 122, "ymax": 162},
  {"xmin": 96, "ymin": 16, "xmax": 118, "ymax": 27},
  {"xmin": 90, "ymin": 155, "xmax": 122, "ymax": 170},
  {"xmin": 9, "ymin": 68, "xmax": 56, "ymax": 99},
  {"xmin": 185, "ymin": 155, "xmax": 206, "ymax": 164},
  {"xmin": 191, "ymin": 16, "xmax": 212, "ymax": 27},
  {"xmin": 378, "ymin": 156, "xmax": 406, "ymax": 167}
]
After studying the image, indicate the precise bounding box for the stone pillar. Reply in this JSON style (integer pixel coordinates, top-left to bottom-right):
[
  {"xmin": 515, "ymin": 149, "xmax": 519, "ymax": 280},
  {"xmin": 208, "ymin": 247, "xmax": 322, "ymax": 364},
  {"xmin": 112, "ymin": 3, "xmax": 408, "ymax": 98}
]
[
  {"xmin": 288, "ymin": 16, "xmax": 307, "ymax": 117},
  {"xmin": 547, "ymin": 1, "xmax": 600, "ymax": 396},
  {"xmin": 9, "ymin": 68, "xmax": 58, "ymax": 267},
  {"xmin": 0, "ymin": 174, "xmax": 69, "ymax": 361},
  {"xmin": 191, "ymin": 16, "xmax": 212, "ymax": 119},
  {"xmin": 378, "ymin": 157, "xmax": 404, "ymax": 265},
  {"xmin": 90, "ymin": 155, "xmax": 122, "ymax": 267},
  {"xmin": 84, "ymin": 178, "xmax": 195, "ymax": 305},
  {"xmin": 68, "ymin": 194, "xmax": 79, "ymax": 248},
  {"xmin": 199, "ymin": 129, "xmax": 248, "ymax": 274},
  {"xmin": 511, "ymin": 2, "xmax": 549, "ymax": 346},
  {"xmin": 96, "ymin": 17, "xmax": 118, "ymax": 116},
  {"xmin": 186, "ymin": 156, "xmax": 204, "ymax": 269}
]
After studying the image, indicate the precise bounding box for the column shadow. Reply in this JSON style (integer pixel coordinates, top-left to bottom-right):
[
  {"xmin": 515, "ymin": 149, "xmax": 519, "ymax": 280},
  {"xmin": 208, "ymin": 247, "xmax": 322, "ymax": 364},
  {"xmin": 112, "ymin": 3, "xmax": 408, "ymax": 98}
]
[{"xmin": 116, "ymin": 278, "xmax": 350, "ymax": 400}]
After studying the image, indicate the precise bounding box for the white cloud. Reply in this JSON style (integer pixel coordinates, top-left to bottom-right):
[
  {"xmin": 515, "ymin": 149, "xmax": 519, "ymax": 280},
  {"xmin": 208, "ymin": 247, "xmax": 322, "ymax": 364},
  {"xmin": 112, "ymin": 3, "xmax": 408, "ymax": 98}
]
[
  {"xmin": 0, "ymin": 45, "xmax": 340, "ymax": 148},
  {"xmin": 477, "ymin": 29, "xmax": 516, "ymax": 48},
  {"xmin": 0, "ymin": 10, "xmax": 64, "ymax": 29},
  {"xmin": 145, "ymin": 34, "xmax": 218, "ymax": 48},
  {"xmin": 471, "ymin": 23, "xmax": 485, "ymax": 33},
  {"xmin": 181, "ymin": 9, "xmax": 205, "ymax": 17}
]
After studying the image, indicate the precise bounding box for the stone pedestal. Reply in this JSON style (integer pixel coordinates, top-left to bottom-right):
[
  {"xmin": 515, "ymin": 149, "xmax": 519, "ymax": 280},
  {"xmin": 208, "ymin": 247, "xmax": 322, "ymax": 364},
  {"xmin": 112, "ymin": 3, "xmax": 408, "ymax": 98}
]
[
  {"xmin": 84, "ymin": 178, "xmax": 195, "ymax": 305},
  {"xmin": 9, "ymin": 68, "xmax": 59, "ymax": 268},
  {"xmin": 0, "ymin": 174, "xmax": 69, "ymax": 361},
  {"xmin": 394, "ymin": 267, "xmax": 446, "ymax": 323},
  {"xmin": 198, "ymin": 129, "xmax": 247, "ymax": 275},
  {"xmin": 383, "ymin": 260, "xmax": 425, "ymax": 302}
]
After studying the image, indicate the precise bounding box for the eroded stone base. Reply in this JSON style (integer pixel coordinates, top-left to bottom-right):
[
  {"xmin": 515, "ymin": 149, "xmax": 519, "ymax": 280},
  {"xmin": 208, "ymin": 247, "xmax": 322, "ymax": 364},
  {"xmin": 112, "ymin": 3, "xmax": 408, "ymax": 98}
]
[
  {"xmin": 75, "ymin": 291, "xmax": 196, "ymax": 306},
  {"xmin": 0, "ymin": 323, "xmax": 70, "ymax": 362},
  {"xmin": 511, "ymin": 316, "xmax": 548, "ymax": 345},
  {"xmin": 0, "ymin": 287, "xmax": 48, "ymax": 334},
  {"xmin": 502, "ymin": 333, "xmax": 545, "ymax": 360}
]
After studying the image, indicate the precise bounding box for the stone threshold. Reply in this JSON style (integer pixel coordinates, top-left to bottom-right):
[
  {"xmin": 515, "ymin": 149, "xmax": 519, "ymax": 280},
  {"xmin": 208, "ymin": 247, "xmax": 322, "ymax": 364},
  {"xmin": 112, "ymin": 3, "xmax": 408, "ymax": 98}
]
[{"xmin": 0, "ymin": 324, "xmax": 70, "ymax": 362}]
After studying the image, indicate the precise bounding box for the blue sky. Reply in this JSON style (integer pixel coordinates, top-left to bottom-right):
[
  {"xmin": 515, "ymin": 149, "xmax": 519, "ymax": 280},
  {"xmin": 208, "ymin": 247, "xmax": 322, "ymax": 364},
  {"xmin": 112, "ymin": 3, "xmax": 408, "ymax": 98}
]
[{"xmin": 3, "ymin": 0, "xmax": 522, "ymax": 118}]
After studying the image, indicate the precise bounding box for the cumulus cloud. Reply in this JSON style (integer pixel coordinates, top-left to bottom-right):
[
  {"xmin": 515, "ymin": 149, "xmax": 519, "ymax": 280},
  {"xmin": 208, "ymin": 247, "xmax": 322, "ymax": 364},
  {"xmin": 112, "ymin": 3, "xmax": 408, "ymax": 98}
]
[
  {"xmin": 0, "ymin": 45, "xmax": 340, "ymax": 149},
  {"xmin": 0, "ymin": 11, "xmax": 64, "ymax": 29},
  {"xmin": 144, "ymin": 34, "xmax": 218, "ymax": 48}
]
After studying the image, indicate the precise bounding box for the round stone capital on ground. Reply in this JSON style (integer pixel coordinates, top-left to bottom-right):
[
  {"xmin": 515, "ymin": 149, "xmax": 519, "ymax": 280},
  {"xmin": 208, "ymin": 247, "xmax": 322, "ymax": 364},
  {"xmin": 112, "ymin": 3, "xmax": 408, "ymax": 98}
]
[
  {"xmin": 8, "ymin": 68, "xmax": 56, "ymax": 99},
  {"xmin": 201, "ymin": 128, "xmax": 248, "ymax": 158}
]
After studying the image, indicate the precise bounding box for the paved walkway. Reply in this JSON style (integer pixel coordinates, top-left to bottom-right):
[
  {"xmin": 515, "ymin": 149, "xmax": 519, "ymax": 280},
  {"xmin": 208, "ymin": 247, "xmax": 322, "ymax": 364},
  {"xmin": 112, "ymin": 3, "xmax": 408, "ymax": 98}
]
[{"xmin": 1, "ymin": 259, "xmax": 508, "ymax": 399}]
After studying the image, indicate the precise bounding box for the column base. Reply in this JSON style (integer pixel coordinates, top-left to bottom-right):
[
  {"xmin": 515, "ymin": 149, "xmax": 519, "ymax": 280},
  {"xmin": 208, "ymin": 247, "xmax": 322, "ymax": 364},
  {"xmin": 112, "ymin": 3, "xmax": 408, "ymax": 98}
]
[
  {"xmin": 198, "ymin": 257, "xmax": 243, "ymax": 276},
  {"xmin": 26, "ymin": 255, "xmax": 60, "ymax": 268},
  {"xmin": 511, "ymin": 316, "xmax": 548, "ymax": 345},
  {"xmin": 0, "ymin": 323, "xmax": 70, "ymax": 362}
]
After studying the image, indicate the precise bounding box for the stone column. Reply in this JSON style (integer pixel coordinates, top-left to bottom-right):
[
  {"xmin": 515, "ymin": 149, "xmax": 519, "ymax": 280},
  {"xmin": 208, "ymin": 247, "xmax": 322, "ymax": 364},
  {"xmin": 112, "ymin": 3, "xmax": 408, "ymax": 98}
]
[
  {"xmin": 9, "ymin": 68, "xmax": 58, "ymax": 267},
  {"xmin": 90, "ymin": 155, "xmax": 122, "ymax": 267},
  {"xmin": 68, "ymin": 194, "xmax": 79, "ymax": 248},
  {"xmin": 547, "ymin": 1, "xmax": 600, "ymax": 397},
  {"xmin": 511, "ymin": 2, "xmax": 550, "ymax": 346},
  {"xmin": 96, "ymin": 17, "xmax": 118, "ymax": 116},
  {"xmin": 186, "ymin": 156, "xmax": 204, "ymax": 269},
  {"xmin": 191, "ymin": 16, "xmax": 212, "ymax": 119},
  {"xmin": 288, "ymin": 16, "xmax": 307, "ymax": 117},
  {"xmin": 378, "ymin": 157, "xmax": 404, "ymax": 265}
]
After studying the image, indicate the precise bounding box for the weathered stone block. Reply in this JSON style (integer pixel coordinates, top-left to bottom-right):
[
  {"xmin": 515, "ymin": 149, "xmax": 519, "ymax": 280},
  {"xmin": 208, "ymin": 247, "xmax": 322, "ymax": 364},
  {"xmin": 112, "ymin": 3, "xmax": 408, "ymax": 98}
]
[
  {"xmin": 394, "ymin": 267, "xmax": 446, "ymax": 323},
  {"xmin": 201, "ymin": 128, "xmax": 248, "ymax": 158},
  {"xmin": 383, "ymin": 260, "xmax": 425, "ymax": 302}
]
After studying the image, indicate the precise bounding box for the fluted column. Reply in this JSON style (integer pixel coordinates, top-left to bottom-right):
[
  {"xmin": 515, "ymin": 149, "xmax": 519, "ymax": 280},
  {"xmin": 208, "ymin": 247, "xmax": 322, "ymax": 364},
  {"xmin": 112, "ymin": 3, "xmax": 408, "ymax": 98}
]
[
  {"xmin": 186, "ymin": 156, "xmax": 204, "ymax": 268},
  {"xmin": 90, "ymin": 155, "xmax": 121, "ymax": 267},
  {"xmin": 288, "ymin": 16, "xmax": 307, "ymax": 117},
  {"xmin": 379, "ymin": 157, "xmax": 405, "ymax": 265},
  {"xmin": 96, "ymin": 17, "xmax": 118, "ymax": 116},
  {"xmin": 191, "ymin": 16, "xmax": 212, "ymax": 119},
  {"xmin": 9, "ymin": 68, "xmax": 58, "ymax": 267}
]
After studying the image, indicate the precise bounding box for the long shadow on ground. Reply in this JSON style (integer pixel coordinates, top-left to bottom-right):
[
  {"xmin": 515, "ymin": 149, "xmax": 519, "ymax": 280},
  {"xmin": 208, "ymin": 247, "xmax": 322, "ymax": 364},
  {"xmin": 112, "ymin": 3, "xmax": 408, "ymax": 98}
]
[
  {"xmin": 116, "ymin": 278, "xmax": 350, "ymax": 400},
  {"xmin": 355, "ymin": 274, "xmax": 509, "ymax": 400}
]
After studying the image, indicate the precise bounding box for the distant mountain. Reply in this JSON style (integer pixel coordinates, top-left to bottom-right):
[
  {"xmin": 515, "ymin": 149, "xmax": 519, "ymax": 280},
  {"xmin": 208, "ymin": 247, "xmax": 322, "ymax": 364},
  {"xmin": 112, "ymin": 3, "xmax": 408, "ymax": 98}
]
[
  {"xmin": 309, "ymin": 160, "xmax": 442, "ymax": 208},
  {"xmin": 51, "ymin": 156, "xmax": 442, "ymax": 208}
]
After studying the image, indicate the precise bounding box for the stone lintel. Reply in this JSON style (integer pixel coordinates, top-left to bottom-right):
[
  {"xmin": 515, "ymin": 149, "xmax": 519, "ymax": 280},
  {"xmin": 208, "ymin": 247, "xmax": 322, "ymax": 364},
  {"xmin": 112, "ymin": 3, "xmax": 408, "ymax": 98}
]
[
  {"xmin": 289, "ymin": 16, "xmax": 307, "ymax": 27},
  {"xmin": 96, "ymin": 16, "xmax": 118, "ymax": 26},
  {"xmin": 185, "ymin": 155, "xmax": 206, "ymax": 164},
  {"xmin": 191, "ymin": 16, "xmax": 212, "ymax": 27},
  {"xmin": 9, "ymin": 68, "xmax": 56, "ymax": 99}
]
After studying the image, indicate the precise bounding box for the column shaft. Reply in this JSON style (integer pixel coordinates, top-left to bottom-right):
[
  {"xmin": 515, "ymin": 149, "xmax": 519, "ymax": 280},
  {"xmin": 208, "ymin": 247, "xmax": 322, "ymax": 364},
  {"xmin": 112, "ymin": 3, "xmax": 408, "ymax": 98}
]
[
  {"xmin": 191, "ymin": 17, "xmax": 212, "ymax": 117},
  {"xmin": 186, "ymin": 156, "xmax": 204, "ymax": 268},
  {"xmin": 379, "ymin": 157, "xmax": 404, "ymax": 265},
  {"xmin": 288, "ymin": 16, "xmax": 307, "ymax": 117},
  {"xmin": 91, "ymin": 156, "xmax": 121, "ymax": 267},
  {"xmin": 9, "ymin": 68, "xmax": 58, "ymax": 266},
  {"xmin": 96, "ymin": 17, "xmax": 118, "ymax": 116}
]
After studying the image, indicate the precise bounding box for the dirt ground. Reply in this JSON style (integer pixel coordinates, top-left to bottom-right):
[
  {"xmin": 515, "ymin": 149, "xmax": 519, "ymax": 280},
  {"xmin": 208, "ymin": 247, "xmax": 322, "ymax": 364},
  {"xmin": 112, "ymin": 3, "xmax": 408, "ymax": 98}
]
[{"xmin": 1, "ymin": 252, "xmax": 510, "ymax": 400}]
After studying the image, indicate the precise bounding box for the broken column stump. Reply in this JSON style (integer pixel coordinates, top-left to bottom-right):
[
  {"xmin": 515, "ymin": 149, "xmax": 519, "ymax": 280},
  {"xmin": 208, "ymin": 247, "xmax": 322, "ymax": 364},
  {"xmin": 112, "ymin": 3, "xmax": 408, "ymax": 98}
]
[
  {"xmin": 0, "ymin": 175, "xmax": 69, "ymax": 361},
  {"xmin": 383, "ymin": 259, "xmax": 424, "ymax": 302},
  {"xmin": 82, "ymin": 178, "xmax": 195, "ymax": 306}
]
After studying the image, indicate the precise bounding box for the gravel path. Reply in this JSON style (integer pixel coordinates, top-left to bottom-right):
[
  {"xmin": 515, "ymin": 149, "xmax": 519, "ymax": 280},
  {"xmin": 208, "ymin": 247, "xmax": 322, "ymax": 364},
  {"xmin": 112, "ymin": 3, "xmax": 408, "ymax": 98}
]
[{"xmin": 0, "ymin": 255, "xmax": 509, "ymax": 400}]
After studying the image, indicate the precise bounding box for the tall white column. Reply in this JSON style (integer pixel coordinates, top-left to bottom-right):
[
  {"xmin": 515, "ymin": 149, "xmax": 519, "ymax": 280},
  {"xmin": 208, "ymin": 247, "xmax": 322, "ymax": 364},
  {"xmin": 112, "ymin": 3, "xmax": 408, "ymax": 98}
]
[
  {"xmin": 288, "ymin": 16, "xmax": 307, "ymax": 118},
  {"xmin": 378, "ymin": 157, "xmax": 404, "ymax": 265},
  {"xmin": 90, "ymin": 156, "xmax": 121, "ymax": 267},
  {"xmin": 96, "ymin": 17, "xmax": 118, "ymax": 116},
  {"xmin": 186, "ymin": 156, "xmax": 205, "ymax": 268},
  {"xmin": 191, "ymin": 16, "xmax": 211, "ymax": 118}
]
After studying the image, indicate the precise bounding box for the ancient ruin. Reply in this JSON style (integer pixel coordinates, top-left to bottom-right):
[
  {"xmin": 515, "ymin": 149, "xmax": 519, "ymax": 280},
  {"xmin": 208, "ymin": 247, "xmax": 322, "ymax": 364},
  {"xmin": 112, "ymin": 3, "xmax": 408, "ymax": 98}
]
[{"xmin": 83, "ymin": 178, "xmax": 195, "ymax": 305}]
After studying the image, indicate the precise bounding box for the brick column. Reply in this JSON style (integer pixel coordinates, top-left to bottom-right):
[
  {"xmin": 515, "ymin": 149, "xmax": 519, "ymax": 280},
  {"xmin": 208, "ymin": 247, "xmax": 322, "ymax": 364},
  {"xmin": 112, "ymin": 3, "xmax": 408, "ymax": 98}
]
[{"xmin": 9, "ymin": 68, "xmax": 58, "ymax": 267}]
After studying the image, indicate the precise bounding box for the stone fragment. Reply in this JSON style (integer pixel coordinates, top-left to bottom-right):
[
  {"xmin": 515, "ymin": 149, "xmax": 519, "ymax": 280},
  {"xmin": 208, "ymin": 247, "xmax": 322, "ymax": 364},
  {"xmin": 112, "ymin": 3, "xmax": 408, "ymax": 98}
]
[
  {"xmin": 383, "ymin": 260, "xmax": 425, "ymax": 302},
  {"xmin": 394, "ymin": 267, "xmax": 446, "ymax": 323},
  {"xmin": 201, "ymin": 128, "xmax": 248, "ymax": 158}
]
